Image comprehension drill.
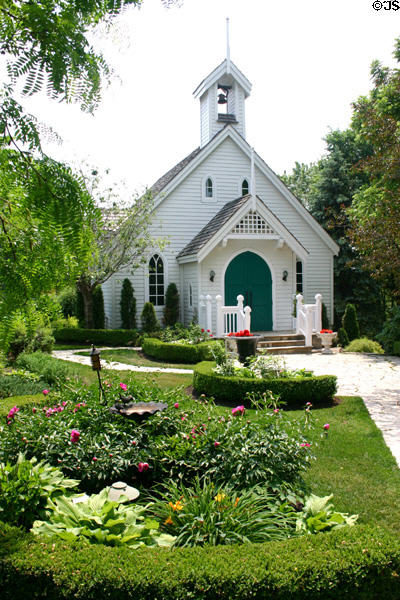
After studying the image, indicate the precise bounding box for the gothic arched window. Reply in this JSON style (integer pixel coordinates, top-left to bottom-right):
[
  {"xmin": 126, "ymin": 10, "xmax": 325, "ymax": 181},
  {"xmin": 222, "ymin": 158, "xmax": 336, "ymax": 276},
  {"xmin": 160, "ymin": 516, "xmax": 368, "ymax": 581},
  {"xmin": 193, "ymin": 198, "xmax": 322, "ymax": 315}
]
[
  {"xmin": 149, "ymin": 254, "xmax": 164, "ymax": 305},
  {"xmin": 242, "ymin": 179, "xmax": 249, "ymax": 195},
  {"xmin": 205, "ymin": 178, "xmax": 213, "ymax": 198}
]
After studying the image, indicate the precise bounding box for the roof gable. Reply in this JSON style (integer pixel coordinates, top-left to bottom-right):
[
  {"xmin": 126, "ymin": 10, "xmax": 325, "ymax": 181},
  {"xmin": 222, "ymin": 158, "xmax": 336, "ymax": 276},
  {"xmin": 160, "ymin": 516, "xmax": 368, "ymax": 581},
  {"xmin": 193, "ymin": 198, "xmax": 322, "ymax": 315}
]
[{"xmin": 193, "ymin": 59, "xmax": 252, "ymax": 99}]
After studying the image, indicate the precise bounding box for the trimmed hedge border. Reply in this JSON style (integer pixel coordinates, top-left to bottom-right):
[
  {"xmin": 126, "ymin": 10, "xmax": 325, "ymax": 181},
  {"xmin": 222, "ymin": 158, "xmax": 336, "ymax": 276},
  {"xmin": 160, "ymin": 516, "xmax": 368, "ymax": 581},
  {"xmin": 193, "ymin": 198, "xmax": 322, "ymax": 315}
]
[
  {"xmin": 193, "ymin": 361, "xmax": 337, "ymax": 405},
  {"xmin": 142, "ymin": 337, "xmax": 217, "ymax": 364},
  {"xmin": 54, "ymin": 328, "xmax": 141, "ymax": 347},
  {"xmin": 0, "ymin": 522, "xmax": 399, "ymax": 599}
]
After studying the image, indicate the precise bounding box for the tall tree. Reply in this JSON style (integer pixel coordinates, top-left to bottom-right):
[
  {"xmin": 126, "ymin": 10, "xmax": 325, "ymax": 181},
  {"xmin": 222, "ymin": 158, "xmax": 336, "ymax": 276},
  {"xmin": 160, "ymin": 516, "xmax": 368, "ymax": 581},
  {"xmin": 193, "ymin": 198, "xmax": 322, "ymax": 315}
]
[{"xmin": 349, "ymin": 40, "xmax": 400, "ymax": 297}]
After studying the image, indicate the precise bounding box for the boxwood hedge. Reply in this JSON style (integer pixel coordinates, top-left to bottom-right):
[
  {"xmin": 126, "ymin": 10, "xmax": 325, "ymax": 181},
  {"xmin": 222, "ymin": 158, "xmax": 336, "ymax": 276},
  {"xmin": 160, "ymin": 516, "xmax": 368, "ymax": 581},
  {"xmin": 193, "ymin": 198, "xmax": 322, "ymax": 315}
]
[
  {"xmin": 193, "ymin": 361, "xmax": 337, "ymax": 405},
  {"xmin": 54, "ymin": 328, "xmax": 140, "ymax": 347},
  {"xmin": 0, "ymin": 522, "xmax": 399, "ymax": 599},
  {"xmin": 142, "ymin": 337, "xmax": 217, "ymax": 364}
]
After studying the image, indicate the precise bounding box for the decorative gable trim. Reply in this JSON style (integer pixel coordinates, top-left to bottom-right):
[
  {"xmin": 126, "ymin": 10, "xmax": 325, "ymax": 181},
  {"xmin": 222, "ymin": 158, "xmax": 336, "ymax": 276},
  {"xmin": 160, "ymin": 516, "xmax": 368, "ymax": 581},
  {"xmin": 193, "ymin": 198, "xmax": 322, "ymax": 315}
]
[
  {"xmin": 231, "ymin": 210, "xmax": 276, "ymax": 236},
  {"xmin": 193, "ymin": 59, "xmax": 252, "ymax": 99}
]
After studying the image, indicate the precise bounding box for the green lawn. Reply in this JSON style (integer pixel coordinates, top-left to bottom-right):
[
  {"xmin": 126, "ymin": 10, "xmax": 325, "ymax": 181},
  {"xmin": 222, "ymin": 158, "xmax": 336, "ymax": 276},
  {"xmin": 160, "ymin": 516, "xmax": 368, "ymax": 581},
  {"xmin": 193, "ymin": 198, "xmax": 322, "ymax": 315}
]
[{"xmin": 76, "ymin": 348, "xmax": 196, "ymax": 370}]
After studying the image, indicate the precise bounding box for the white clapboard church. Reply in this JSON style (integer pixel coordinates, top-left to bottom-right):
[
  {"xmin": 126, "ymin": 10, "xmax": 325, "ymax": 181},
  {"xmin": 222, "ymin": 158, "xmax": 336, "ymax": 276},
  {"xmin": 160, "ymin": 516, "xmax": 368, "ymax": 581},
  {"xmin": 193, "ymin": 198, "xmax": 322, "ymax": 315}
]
[{"xmin": 103, "ymin": 32, "xmax": 339, "ymax": 341}]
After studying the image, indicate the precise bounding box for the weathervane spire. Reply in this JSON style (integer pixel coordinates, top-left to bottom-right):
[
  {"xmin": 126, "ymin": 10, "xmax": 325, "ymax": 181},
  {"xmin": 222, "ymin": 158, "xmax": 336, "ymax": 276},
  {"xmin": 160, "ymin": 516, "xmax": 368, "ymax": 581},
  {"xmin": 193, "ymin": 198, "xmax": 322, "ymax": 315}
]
[{"xmin": 226, "ymin": 17, "xmax": 231, "ymax": 73}]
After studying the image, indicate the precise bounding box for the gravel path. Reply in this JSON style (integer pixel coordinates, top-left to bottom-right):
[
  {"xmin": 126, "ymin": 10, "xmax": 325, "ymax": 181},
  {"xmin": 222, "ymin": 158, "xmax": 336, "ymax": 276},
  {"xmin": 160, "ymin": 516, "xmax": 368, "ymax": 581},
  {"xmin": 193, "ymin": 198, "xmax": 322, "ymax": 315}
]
[{"xmin": 53, "ymin": 348, "xmax": 400, "ymax": 466}]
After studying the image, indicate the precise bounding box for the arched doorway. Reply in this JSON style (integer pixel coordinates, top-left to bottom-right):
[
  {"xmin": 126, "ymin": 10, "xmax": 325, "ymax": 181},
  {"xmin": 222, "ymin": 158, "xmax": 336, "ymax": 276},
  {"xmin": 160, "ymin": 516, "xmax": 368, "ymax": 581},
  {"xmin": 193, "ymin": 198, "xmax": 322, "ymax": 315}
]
[{"xmin": 225, "ymin": 251, "xmax": 273, "ymax": 331}]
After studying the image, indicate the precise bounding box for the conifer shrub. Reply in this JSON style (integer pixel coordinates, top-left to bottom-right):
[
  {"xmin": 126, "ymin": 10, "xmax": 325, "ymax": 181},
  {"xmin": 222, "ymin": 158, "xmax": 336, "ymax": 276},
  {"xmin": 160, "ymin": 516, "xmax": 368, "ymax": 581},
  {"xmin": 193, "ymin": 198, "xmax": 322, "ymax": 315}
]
[
  {"xmin": 76, "ymin": 289, "xmax": 85, "ymax": 327},
  {"xmin": 321, "ymin": 302, "xmax": 329, "ymax": 329},
  {"xmin": 120, "ymin": 279, "xmax": 136, "ymax": 329},
  {"xmin": 57, "ymin": 287, "xmax": 77, "ymax": 318},
  {"xmin": 342, "ymin": 303, "xmax": 360, "ymax": 341},
  {"xmin": 141, "ymin": 302, "xmax": 160, "ymax": 333},
  {"xmin": 337, "ymin": 327, "xmax": 349, "ymax": 348},
  {"xmin": 92, "ymin": 286, "xmax": 105, "ymax": 329},
  {"xmin": 163, "ymin": 283, "xmax": 179, "ymax": 326}
]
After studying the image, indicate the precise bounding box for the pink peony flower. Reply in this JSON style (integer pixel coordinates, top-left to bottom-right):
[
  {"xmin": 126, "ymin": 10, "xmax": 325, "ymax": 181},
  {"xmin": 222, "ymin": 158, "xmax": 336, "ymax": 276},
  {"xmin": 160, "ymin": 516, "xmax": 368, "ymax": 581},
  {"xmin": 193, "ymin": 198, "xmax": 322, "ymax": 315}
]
[
  {"xmin": 32, "ymin": 407, "xmax": 36, "ymax": 414},
  {"xmin": 92, "ymin": 456, "xmax": 98, "ymax": 462},
  {"xmin": 300, "ymin": 442, "xmax": 311, "ymax": 448},
  {"xmin": 7, "ymin": 406, "xmax": 19, "ymax": 420},
  {"xmin": 119, "ymin": 382, "xmax": 127, "ymax": 391},
  {"xmin": 42, "ymin": 389, "xmax": 49, "ymax": 396},
  {"xmin": 174, "ymin": 402, "xmax": 179, "ymax": 409},
  {"xmin": 214, "ymin": 441, "xmax": 220, "ymax": 447},
  {"xmin": 138, "ymin": 462, "xmax": 149, "ymax": 472},
  {"xmin": 232, "ymin": 405, "xmax": 245, "ymax": 416},
  {"xmin": 70, "ymin": 429, "xmax": 80, "ymax": 443},
  {"xmin": 273, "ymin": 408, "xmax": 280, "ymax": 413},
  {"xmin": 131, "ymin": 440, "xmax": 137, "ymax": 445},
  {"xmin": 323, "ymin": 423, "xmax": 330, "ymax": 431},
  {"xmin": 306, "ymin": 402, "xmax": 312, "ymax": 407}
]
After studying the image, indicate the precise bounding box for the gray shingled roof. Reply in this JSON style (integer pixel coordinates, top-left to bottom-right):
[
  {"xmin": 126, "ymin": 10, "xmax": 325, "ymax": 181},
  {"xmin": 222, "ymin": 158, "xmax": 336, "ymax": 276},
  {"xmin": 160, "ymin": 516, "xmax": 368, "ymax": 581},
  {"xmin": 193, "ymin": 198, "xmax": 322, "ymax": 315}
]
[
  {"xmin": 150, "ymin": 147, "xmax": 202, "ymax": 197},
  {"xmin": 177, "ymin": 195, "xmax": 250, "ymax": 258}
]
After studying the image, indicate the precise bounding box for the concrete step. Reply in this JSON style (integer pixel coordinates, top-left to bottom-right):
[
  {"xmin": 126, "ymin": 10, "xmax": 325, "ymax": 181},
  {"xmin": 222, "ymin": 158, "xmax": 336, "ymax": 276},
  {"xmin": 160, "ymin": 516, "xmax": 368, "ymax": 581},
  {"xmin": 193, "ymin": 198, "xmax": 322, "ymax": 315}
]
[
  {"xmin": 258, "ymin": 339, "xmax": 305, "ymax": 348},
  {"xmin": 258, "ymin": 334, "xmax": 305, "ymax": 342},
  {"xmin": 258, "ymin": 345, "xmax": 312, "ymax": 355}
]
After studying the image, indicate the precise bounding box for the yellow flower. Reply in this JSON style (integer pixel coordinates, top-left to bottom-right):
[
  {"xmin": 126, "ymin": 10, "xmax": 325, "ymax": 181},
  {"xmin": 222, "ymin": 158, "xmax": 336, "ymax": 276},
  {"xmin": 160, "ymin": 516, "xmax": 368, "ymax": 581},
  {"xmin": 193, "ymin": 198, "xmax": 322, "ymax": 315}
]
[
  {"xmin": 168, "ymin": 500, "xmax": 184, "ymax": 512},
  {"xmin": 214, "ymin": 492, "xmax": 227, "ymax": 503},
  {"xmin": 164, "ymin": 515, "xmax": 173, "ymax": 525}
]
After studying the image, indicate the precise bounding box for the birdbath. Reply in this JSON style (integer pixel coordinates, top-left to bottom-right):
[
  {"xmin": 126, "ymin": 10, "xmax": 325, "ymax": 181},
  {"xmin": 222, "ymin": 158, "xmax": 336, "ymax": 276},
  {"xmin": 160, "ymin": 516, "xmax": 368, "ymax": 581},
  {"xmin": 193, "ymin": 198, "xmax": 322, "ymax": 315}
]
[
  {"xmin": 316, "ymin": 330, "xmax": 337, "ymax": 354},
  {"xmin": 110, "ymin": 398, "xmax": 168, "ymax": 422}
]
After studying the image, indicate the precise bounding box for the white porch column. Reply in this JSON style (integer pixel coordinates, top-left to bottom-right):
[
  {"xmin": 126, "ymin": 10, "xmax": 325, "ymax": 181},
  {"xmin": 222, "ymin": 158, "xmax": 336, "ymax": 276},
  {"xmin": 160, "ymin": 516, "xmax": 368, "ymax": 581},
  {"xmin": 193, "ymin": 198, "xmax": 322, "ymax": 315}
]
[
  {"xmin": 315, "ymin": 293, "xmax": 322, "ymax": 332},
  {"xmin": 296, "ymin": 294, "xmax": 303, "ymax": 334},
  {"xmin": 237, "ymin": 294, "xmax": 244, "ymax": 330},
  {"xmin": 199, "ymin": 294, "xmax": 206, "ymax": 329},
  {"xmin": 244, "ymin": 305, "xmax": 252, "ymax": 331},
  {"xmin": 305, "ymin": 305, "xmax": 313, "ymax": 346},
  {"xmin": 206, "ymin": 294, "xmax": 212, "ymax": 332},
  {"xmin": 216, "ymin": 295, "xmax": 223, "ymax": 337}
]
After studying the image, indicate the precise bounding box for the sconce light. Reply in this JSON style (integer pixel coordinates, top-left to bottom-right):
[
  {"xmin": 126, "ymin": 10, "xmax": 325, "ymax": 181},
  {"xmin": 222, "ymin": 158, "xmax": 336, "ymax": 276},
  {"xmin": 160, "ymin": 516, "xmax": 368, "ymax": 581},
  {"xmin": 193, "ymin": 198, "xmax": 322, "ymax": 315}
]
[
  {"xmin": 282, "ymin": 270, "xmax": 288, "ymax": 282},
  {"xmin": 209, "ymin": 270, "xmax": 215, "ymax": 282}
]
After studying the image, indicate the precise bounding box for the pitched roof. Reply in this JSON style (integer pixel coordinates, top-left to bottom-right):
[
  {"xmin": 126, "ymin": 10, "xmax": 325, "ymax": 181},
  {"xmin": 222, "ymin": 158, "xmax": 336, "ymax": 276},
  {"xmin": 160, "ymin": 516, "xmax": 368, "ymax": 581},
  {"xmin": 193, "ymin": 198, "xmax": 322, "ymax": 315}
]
[
  {"xmin": 150, "ymin": 147, "xmax": 201, "ymax": 197},
  {"xmin": 177, "ymin": 195, "xmax": 250, "ymax": 258}
]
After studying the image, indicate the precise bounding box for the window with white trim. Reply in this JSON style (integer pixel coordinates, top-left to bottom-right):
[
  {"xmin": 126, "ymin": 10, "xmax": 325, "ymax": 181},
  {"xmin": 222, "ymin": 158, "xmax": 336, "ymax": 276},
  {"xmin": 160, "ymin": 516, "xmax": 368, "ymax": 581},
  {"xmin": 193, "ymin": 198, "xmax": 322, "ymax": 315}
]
[
  {"xmin": 205, "ymin": 178, "xmax": 213, "ymax": 198},
  {"xmin": 149, "ymin": 254, "xmax": 164, "ymax": 306},
  {"xmin": 296, "ymin": 260, "xmax": 303, "ymax": 293}
]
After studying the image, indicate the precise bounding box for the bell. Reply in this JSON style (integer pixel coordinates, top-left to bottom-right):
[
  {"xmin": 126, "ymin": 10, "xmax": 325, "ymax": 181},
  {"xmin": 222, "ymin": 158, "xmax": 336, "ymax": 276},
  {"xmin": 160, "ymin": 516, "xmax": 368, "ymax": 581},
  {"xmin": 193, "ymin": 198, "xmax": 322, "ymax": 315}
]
[{"xmin": 217, "ymin": 93, "xmax": 227, "ymax": 104}]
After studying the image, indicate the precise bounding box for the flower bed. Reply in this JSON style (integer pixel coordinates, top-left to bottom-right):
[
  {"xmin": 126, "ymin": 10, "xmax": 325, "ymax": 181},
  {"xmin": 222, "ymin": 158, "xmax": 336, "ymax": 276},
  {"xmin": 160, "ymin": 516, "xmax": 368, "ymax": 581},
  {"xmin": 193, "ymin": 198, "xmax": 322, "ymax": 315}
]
[
  {"xmin": 193, "ymin": 360, "xmax": 337, "ymax": 405},
  {"xmin": 142, "ymin": 337, "xmax": 217, "ymax": 364}
]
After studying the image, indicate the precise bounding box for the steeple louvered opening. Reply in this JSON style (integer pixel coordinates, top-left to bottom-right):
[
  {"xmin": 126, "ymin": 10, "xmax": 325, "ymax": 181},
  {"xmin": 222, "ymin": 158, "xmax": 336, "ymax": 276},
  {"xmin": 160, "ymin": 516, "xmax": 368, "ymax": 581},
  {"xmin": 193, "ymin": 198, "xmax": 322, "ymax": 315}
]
[{"xmin": 232, "ymin": 210, "xmax": 275, "ymax": 236}]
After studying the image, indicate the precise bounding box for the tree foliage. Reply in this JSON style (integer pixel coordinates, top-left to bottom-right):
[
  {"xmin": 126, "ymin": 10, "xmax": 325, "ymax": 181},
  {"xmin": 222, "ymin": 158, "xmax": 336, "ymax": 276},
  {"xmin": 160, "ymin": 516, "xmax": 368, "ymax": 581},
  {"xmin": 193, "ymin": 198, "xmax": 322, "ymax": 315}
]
[{"xmin": 349, "ymin": 40, "xmax": 400, "ymax": 296}]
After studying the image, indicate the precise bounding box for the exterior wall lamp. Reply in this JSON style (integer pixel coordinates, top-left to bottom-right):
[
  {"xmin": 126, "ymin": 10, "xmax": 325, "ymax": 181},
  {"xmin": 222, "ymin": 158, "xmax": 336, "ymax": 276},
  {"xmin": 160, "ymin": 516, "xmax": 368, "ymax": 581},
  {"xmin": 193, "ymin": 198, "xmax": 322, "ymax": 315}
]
[
  {"xmin": 209, "ymin": 270, "xmax": 215, "ymax": 282},
  {"xmin": 282, "ymin": 270, "xmax": 288, "ymax": 281}
]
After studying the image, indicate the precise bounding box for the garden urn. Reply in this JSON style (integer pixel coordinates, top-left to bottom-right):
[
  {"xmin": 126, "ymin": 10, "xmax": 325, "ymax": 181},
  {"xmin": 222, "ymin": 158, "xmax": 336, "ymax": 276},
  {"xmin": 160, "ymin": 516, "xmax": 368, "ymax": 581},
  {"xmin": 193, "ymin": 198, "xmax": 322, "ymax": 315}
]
[{"xmin": 316, "ymin": 330, "xmax": 337, "ymax": 354}]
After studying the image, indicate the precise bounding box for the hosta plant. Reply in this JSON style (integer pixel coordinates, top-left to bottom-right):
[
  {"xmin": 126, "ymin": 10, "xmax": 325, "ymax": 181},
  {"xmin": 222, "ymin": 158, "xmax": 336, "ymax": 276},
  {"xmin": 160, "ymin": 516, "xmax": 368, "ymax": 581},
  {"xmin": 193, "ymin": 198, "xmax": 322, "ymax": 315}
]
[
  {"xmin": 149, "ymin": 478, "xmax": 297, "ymax": 547},
  {"xmin": 296, "ymin": 494, "xmax": 358, "ymax": 534},
  {"xmin": 0, "ymin": 454, "xmax": 79, "ymax": 529},
  {"xmin": 32, "ymin": 488, "xmax": 175, "ymax": 549}
]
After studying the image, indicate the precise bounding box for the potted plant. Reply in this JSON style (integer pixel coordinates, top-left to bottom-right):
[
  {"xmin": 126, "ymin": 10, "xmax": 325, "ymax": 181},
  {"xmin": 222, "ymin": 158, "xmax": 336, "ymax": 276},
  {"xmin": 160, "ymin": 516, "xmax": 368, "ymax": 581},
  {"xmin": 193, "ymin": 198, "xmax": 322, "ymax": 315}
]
[
  {"xmin": 316, "ymin": 329, "xmax": 337, "ymax": 354},
  {"xmin": 226, "ymin": 330, "xmax": 259, "ymax": 364}
]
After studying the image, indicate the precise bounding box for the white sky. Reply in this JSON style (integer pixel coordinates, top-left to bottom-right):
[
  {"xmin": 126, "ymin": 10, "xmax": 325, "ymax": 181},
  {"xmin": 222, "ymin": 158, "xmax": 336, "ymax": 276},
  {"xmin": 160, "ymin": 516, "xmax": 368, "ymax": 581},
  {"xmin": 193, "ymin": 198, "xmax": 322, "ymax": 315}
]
[{"xmin": 17, "ymin": 0, "xmax": 400, "ymax": 193}]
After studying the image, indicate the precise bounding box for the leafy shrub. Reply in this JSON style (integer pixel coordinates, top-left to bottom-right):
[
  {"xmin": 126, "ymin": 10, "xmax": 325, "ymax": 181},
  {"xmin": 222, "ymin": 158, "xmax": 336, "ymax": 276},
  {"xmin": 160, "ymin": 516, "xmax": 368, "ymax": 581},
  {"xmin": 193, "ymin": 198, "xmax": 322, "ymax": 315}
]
[
  {"xmin": 163, "ymin": 283, "xmax": 179, "ymax": 326},
  {"xmin": 120, "ymin": 278, "xmax": 136, "ymax": 329},
  {"xmin": 0, "ymin": 373, "xmax": 46, "ymax": 399},
  {"xmin": 0, "ymin": 379, "xmax": 313, "ymax": 494},
  {"xmin": 0, "ymin": 454, "xmax": 79, "ymax": 529},
  {"xmin": 93, "ymin": 285, "xmax": 105, "ymax": 329},
  {"xmin": 337, "ymin": 327, "xmax": 349, "ymax": 348},
  {"xmin": 194, "ymin": 361, "xmax": 337, "ymax": 406},
  {"xmin": 141, "ymin": 302, "xmax": 159, "ymax": 333},
  {"xmin": 76, "ymin": 288, "xmax": 85, "ymax": 327},
  {"xmin": 296, "ymin": 494, "xmax": 358, "ymax": 535},
  {"xmin": 161, "ymin": 323, "xmax": 213, "ymax": 344},
  {"xmin": 342, "ymin": 303, "xmax": 360, "ymax": 342},
  {"xmin": 142, "ymin": 337, "xmax": 216, "ymax": 364},
  {"xmin": 149, "ymin": 479, "xmax": 297, "ymax": 547},
  {"xmin": 54, "ymin": 328, "xmax": 140, "ymax": 347},
  {"xmin": 1, "ymin": 523, "xmax": 400, "ymax": 600},
  {"xmin": 345, "ymin": 338, "xmax": 384, "ymax": 354},
  {"xmin": 32, "ymin": 488, "xmax": 175, "ymax": 549},
  {"xmin": 394, "ymin": 341, "xmax": 400, "ymax": 356},
  {"xmin": 57, "ymin": 286, "xmax": 77, "ymax": 318},
  {"xmin": 16, "ymin": 352, "xmax": 69, "ymax": 384},
  {"xmin": 377, "ymin": 305, "xmax": 400, "ymax": 354},
  {"xmin": 0, "ymin": 307, "xmax": 54, "ymax": 360}
]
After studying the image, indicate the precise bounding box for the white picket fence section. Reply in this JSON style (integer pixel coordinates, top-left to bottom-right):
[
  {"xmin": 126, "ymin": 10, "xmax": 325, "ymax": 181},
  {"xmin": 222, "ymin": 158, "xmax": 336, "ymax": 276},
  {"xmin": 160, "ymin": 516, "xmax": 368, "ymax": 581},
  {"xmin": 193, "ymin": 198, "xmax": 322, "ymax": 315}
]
[
  {"xmin": 295, "ymin": 293, "xmax": 322, "ymax": 346},
  {"xmin": 199, "ymin": 294, "xmax": 251, "ymax": 337}
]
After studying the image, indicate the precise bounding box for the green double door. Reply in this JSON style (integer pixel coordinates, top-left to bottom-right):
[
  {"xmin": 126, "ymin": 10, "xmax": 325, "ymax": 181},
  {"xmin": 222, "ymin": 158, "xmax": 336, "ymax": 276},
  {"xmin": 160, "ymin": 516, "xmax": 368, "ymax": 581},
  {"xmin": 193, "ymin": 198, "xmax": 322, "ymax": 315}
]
[{"xmin": 224, "ymin": 251, "xmax": 273, "ymax": 331}]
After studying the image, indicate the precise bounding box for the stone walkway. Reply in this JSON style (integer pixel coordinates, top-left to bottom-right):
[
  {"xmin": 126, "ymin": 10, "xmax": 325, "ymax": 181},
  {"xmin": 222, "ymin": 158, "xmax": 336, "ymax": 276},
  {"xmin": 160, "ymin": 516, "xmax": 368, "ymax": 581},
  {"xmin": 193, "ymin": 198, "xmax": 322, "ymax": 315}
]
[{"xmin": 53, "ymin": 348, "xmax": 400, "ymax": 466}]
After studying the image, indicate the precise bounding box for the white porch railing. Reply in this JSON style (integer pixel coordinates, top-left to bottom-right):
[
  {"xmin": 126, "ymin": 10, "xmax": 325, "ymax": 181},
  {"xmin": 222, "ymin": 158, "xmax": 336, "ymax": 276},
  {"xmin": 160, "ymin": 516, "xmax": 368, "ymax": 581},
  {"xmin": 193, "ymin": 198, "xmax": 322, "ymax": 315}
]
[
  {"xmin": 295, "ymin": 293, "xmax": 322, "ymax": 346},
  {"xmin": 199, "ymin": 294, "xmax": 251, "ymax": 337}
]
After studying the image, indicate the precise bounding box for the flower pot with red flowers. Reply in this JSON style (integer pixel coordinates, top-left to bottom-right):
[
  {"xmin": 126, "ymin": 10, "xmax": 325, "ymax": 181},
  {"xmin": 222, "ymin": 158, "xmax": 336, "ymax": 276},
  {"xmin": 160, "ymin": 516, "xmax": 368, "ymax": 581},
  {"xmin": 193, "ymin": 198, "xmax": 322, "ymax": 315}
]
[
  {"xmin": 226, "ymin": 330, "xmax": 259, "ymax": 364},
  {"xmin": 316, "ymin": 329, "xmax": 337, "ymax": 354}
]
